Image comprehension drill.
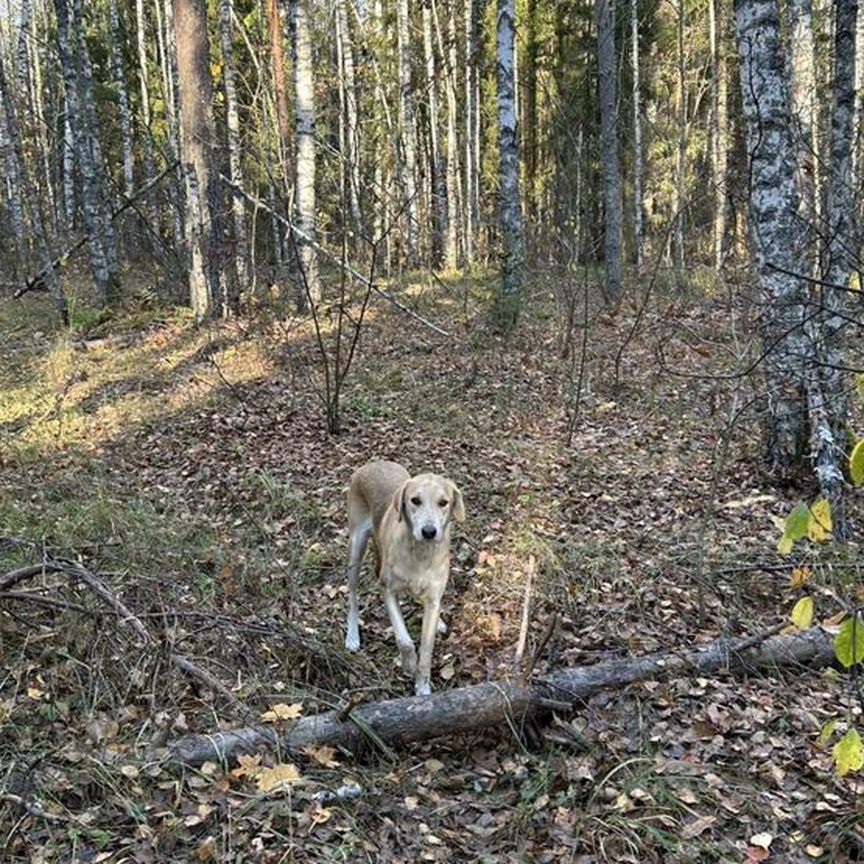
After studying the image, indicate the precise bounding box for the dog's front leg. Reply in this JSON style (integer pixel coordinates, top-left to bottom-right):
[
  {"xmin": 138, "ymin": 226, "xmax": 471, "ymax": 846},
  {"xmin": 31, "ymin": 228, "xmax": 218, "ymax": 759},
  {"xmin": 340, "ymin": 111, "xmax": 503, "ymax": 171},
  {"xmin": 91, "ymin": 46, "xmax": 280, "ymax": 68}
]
[
  {"xmin": 415, "ymin": 594, "xmax": 443, "ymax": 697},
  {"xmin": 383, "ymin": 585, "xmax": 417, "ymax": 677}
]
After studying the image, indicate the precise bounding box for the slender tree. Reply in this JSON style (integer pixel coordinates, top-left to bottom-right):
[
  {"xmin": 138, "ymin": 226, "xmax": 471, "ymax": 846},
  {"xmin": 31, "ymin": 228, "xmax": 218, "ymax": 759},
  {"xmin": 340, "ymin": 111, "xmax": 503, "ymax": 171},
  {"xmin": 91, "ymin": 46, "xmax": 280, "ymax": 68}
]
[
  {"xmin": 267, "ymin": 0, "xmax": 292, "ymax": 204},
  {"xmin": 631, "ymin": 0, "xmax": 644, "ymax": 269},
  {"xmin": 464, "ymin": 0, "xmax": 481, "ymax": 266},
  {"xmin": 336, "ymin": 0, "xmax": 362, "ymax": 240},
  {"xmin": 109, "ymin": 0, "xmax": 136, "ymax": 252},
  {"xmin": 422, "ymin": 0, "xmax": 446, "ymax": 265},
  {"xmin": 397, "ymin": 0, "xmax": 420, "ymax": 262},
  {"xmin": 595, "ymin": 0, "xmax": 622, "ymax": 303},
  {"xmin": 291, "ymin": 0, "xmax": 322, "ymax": 307},
  {"xmin": 710, "ymin": 0, "xmax": 729, "ymax": 271},
  {"xmin": 493, "ymin": 0, "xmax": 523, "ymax": 330}
]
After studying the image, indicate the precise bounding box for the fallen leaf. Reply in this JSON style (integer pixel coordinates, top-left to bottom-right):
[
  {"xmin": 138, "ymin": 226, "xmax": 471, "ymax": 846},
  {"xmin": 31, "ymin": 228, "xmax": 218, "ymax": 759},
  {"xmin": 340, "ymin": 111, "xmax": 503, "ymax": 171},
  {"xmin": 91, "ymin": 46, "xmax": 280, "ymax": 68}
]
[
  {"xmin": 261, "ymin": 702, "xmax": 303, "ymax": 722},
  {"xmin": 681, "ymin": 815, "xmax": 716, "ymax": 839},
  {"xmin": 749, "ymin": 832, "xmax": 773, "ymax": 849},
  {"xmin": 257, "ymin": 763, "xmax": 302, "ymax": 793},
  {"xmin": 302, "ymin": 744, "xmax": 340, "ymax": 768}
]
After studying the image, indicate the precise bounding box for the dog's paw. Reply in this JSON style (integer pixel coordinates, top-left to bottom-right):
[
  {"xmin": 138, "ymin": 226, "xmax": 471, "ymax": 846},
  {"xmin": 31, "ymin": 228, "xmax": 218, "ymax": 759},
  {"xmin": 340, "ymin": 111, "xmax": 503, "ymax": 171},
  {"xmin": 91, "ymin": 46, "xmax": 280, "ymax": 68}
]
[
  {"xmin": 414, "ymin": 680, "xmax": 432, "ymax": 697},
  {"xmin": 345, "ymin": 631, "xmax": 361, "ymax": 652}
]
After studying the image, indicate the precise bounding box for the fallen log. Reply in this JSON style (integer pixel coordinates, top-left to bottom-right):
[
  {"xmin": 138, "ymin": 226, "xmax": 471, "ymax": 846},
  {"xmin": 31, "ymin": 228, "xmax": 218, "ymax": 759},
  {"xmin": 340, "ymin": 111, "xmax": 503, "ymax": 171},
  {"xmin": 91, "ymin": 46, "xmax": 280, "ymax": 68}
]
[{"xmin": 168, "ymin": 626, "xmax": 835, "ymax": 767}]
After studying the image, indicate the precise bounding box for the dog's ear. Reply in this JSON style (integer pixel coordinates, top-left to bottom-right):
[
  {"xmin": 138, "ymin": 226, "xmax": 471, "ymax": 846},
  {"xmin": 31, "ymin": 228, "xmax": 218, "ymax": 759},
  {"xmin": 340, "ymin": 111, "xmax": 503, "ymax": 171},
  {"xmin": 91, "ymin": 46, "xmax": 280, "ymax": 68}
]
[
  {"xmin": 393, "ymin": 481, "xmax": 409, "ymax": 523},
  {"xmin": 449, "ymin": 482, "xmax": 465, "ymax": 522}
]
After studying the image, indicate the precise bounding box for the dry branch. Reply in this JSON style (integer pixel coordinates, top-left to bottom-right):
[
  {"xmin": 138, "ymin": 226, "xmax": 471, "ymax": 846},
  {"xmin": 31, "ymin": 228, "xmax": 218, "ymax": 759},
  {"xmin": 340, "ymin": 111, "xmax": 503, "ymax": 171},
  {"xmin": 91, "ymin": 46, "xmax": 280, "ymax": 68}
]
[{"xmin": 168, "ymin": 627, "xmax": 835, "ymax": 767}]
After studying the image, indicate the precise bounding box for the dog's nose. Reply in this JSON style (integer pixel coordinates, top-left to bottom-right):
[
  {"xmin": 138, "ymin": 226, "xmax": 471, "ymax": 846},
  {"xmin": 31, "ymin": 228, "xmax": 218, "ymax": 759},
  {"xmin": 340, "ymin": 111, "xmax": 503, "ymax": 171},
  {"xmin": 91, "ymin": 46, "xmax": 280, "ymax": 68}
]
[{"xmin": 421, "ymin": 525, "xmax": 437, "ymax": 540}]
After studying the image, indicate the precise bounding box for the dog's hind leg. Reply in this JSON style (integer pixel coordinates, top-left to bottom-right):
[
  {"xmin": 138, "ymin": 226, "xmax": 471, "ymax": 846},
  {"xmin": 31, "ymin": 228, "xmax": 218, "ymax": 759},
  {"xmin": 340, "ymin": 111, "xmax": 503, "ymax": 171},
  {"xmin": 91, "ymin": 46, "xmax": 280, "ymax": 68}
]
[{"xmin": 345, "ymin": 516, "xmax": 371, "ymax": 652}]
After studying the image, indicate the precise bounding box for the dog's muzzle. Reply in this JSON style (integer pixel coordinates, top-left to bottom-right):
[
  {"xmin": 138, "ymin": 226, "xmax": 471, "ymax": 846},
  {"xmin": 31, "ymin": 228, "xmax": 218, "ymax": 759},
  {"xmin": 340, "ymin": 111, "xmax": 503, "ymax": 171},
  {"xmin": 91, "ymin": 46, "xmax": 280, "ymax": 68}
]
[{"xmin": 421, "ymin": 525, "xmax": 438, "ymax": 541}]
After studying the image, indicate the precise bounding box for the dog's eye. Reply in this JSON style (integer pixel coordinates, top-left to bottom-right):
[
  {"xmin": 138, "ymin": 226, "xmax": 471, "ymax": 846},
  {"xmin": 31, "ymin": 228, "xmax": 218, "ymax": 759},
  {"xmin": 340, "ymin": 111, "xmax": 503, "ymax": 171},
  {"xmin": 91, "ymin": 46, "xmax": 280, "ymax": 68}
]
[
  {"xmin": 410, "ymin": 496, "xmax": 421, "ymax": 506},
  {"xmin": 439, "ymin": 499, "xmax": 449, "ymax": 508}
]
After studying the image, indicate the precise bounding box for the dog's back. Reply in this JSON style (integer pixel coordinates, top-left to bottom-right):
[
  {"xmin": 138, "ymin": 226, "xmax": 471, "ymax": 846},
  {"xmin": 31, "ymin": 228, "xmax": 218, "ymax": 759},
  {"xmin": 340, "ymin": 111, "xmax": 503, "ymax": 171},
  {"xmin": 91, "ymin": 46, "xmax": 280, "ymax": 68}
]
[{"xmin": 349, "ymin": 460, "xmax": 410, "ymax": 532}]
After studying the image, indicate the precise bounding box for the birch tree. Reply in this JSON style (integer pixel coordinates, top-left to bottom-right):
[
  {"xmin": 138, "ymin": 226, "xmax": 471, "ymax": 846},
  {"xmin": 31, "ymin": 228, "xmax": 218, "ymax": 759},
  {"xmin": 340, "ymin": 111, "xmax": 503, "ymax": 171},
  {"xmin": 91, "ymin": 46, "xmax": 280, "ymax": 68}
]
[
  {"xmin": 631, "ymin": 0, "xmax": 644, "ymax": 270},
  {"xmin": 492, "ymin": 0, "xmax": 523, "ymax": 331},
  {"xmin": 464, "ymin": 0, "xmax": 481, "ymax": 265},
  {"xmin": 109, "ymin": 0, "xmax": 135, "ymax": 250},
  {"xmin": 734, "ymin": 0, "xmax": 810, "ymax": 467},
  {"xmin": 174, "ymin": 0, "xmax": 226, "ymax": 320},
  {"xmin": 443, "ymin": 0, "xmax": 461, "ymax": 270},
  {"xmin": 218, "ymin": 0, "xmax": 250, "ymax": 292},
  {"xmin": 710, "ymin": 0, "xmax": 729, "ymax": 271},
  {"xmin": 422, "ymin": 0, "xmax": 446, "ymax": 265},
  {"xmin": 291, "ymin": 0, "xmax": 322, "ymax": 307},
  {"xmin": 397, "ymin": 0, "xmax": 420, "ymax": 262},
  {"xmin": 595, "ymin": 0, "xmax": 622, "ymax": 303},
  {"xmin": 336, "ymin": 0, "xmax": 362, "ymax": 240}
]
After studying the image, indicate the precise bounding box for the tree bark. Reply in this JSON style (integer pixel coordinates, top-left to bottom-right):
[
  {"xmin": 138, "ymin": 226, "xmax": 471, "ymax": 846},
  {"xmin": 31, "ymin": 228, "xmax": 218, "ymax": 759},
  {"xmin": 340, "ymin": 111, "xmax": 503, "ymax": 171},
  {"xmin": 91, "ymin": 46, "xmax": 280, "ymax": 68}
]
[
  {"xmin": 493, "ymin": 0, "xmax": 523, "ymax": 331},
  {"xmin": 168, "ymin": 628, "xmax": 836, "ymax": 766},
  {"xmin": 710, "ymin": 0, "xmax": 728, "ymax": 272},
  {"xmin": 174, "ymin": 0, "xmax": 227, "ymax": 320},
  {"xmin": 135, "ymin": 0, "xmax": 156, "ymax": 194},
  {"xmin": 443, "ymin": 0, "xmax": 462, "ymax": 271},
  {"xmin": 595, "ymin": 0, "xmax": 622, "ymax": 303},
  {"xmin": 734, "ymin": 0, "xmax": 810, "ymax": 469},
  {"xmin": 422, "ymin": 0, "xmax": 446, "ymax": 266},
  {"xmin": 290, "ymin": 0, "xmax": 322, "ymax": 307},
  {"xmin": 218, "ymin": 0, "xmax": 250, "ymax": 293},
  {"xmin": 109, "ymin": 0, "xmax": 136, "ymax": 253},
  {"xmin": 397, "ymin": 0, "xmax": 420, "ymax": 263},
  {"xmin": 673, "ymin": 0, "xmax": 687, "ymax": 277},
  {"xmin": 464, "ymin": 0, "xmax": 482, "ymax": 266},
  {"xmin": 266, "ymin": 0, "xmax": 292, "ymax": 208},
  {"xmin": 336, "ymin": 0, "xmax": 362, "ymax": 242},
  {"xmin": 631, "ymin": 0, "xmax": 644, "ymax": 270}
]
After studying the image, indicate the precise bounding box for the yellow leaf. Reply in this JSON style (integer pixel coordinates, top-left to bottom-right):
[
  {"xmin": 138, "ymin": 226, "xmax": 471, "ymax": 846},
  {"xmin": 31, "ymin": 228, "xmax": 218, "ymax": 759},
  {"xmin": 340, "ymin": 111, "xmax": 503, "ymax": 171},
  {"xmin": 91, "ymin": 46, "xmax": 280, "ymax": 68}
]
[
  {"xmin": 791, "ymin": 596, "xmax": 814, "ymax": 629},
  {"xmin": 261, "ymin": 702, "xmax": 303, "ymax": 722},
  {"xmin": 302, "ymin": 744, "xmax": 340, "ymax": 768},
  {"xmin": 310, "ymin": 805, "xmax": 332, "ymax": 826},
  {"xmin": 256, "ymin": 763, "xmax": 302, "ymax": 793},
  {"xmin": 817, "ymin": 719, "xmax": 838, "ymax": 749},
  {"xmin": 789, "ymin": 567, "xmax": 812, "ymax": 590},
  {"xmin": 27, "ymin": 687, "xmax": 45, "ymax": 700},
  {"xmin": 808, "ymin": 500, "xmax": 832, "ymax": 542},
  {"xmin": 777, "ymin": 535, "xmax": 794, "ymax": 555},
  {"xmin": 850, "ymin": 440, "xmax": 864, "ymax": 487},
  {"xmin": 833, "ymin": 727, "xmax": 864, "ymax": 776},
  {"xmin": 231, "ymin": 753, "xmax": 263, "ymax": 779}
]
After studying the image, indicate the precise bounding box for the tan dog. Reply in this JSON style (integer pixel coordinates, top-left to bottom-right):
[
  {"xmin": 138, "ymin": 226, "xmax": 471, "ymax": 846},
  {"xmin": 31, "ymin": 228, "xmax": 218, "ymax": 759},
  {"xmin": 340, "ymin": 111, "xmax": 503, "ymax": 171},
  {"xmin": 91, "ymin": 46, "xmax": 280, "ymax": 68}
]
[{"xmin": 344, "ymin": 460, "xmax": 465, "ymax": 696}]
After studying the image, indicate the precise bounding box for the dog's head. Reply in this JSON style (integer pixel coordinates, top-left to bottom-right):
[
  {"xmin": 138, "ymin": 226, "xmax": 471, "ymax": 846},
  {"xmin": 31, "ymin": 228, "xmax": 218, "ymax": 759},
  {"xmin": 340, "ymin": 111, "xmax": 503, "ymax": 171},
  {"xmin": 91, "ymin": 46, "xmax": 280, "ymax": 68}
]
[{"xmin": 393, "ymin": 473, "xmax": 465, "ymax": 542}]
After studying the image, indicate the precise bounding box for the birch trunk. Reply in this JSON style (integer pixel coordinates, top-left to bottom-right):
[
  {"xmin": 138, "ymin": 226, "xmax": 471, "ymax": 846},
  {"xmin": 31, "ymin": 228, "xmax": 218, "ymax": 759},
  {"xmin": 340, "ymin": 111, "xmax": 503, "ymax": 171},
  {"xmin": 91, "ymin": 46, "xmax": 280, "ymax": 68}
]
[
  {"xmin": 135, "ymin": 0, "xmax": 155, "ymax": 192},
  {"xmin": 0, "ymin": 53, "xmax": 68, "ymax": 325},
  {"xmin": 734, "ymin": 0, "xmax": 810, "ymax": 468},
  {"xmin": 443, "ymin": 0, "xmax": 461, "ymax": 270},
  {"xmin": 493, "ymin": 0, "xmax": 523, "ymax": 331},
  {"xmin": 290, "ymin": 0, "xmax": 322, "ymax": 307},
  {"xmin": 0, "ymin": 89, "xmax": 25, "ymax": 246},
  {"xmin": 218, "ymin": 0, "xmax": 250, "ymax": 292},
  {"xmin": 595, "ymin": 0, "xmax": 622, "ymax": 303},
  {"xmin": 336, "ymin": 0, "xmax": 362, "ymax": 240},
  {"xmin": 464, "ymin": 0, "xmax": 481, "ymax": 266},
  {"xmin": 397, "ymin": 0, "xmax": 420, "ymax": 263},
  {"xmin": 174, "ymin": 0, "xmax": 226, "ymax": 320},
  {"xmin": 62, "ymin": 111, "xmax": 75, "ymax": 229},
  {"xmin": 266, "ymin": 0, "xmax": 292, "ymax": 206},
  {"xmin": 109, "ymin": 0, "xmax": 136, "ymax": 253},
  {"xmin": 631, "ymin": 0, "xmax": 643, "ymax": 269},
  {"xmin": 422, "ymin": 0, "xmax": 446, "ymax": 266},
  {"xmin": 811, "ymin": 0, "xmax": 857, "ymax": 529},
  {"xmin": 53, "ymin": 0, "xmax": 119, "ymax": 305},
  {"xmin": 674, "ymin": 0, "xmax": 686, "ymax": 276},
  {"xmin": 524, "ymin": 0, "xmax": 538, "ymax": 255}
]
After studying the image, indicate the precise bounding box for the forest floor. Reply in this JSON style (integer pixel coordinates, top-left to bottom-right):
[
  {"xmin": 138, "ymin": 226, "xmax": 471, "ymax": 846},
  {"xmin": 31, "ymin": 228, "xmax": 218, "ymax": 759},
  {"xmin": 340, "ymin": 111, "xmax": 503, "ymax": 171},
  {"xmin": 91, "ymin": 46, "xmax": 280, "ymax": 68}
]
[{"xmin": 1, "ymin": 266, "xmax": 863, "ymax": 863}]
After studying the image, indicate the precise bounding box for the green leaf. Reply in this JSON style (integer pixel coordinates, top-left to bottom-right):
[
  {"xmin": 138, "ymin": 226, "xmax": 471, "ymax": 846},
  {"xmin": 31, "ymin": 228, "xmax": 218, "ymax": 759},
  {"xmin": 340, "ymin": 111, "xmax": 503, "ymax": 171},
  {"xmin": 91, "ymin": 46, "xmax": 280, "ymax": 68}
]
[
  {"xmin": 833, "ymin": 727, "xmax": 864, "ymax": 776},
  {"xmin": 777, "ymin": 534, "xmax": 794, "ymax": 555},
  {"xmin": 790, "ymin": 596, "xmax": 814, "ymax": 629},
  {"xmin": 834, "ymin": 616, "xmax": 864, "ymax": 668},
  {"xmin": 818, "ymin": 719, "xmax": 839, "ymax": 748},
  {"xmin": 777, "ymin": 502, "xmax": 810, "ymax": 553},
  {"xmin": 808, "ymin": 500, "xmax": 832, "ymax": 542},
  {"xmin": 850, "ymin": 440, "xmax": 864, "ymax": 487}
]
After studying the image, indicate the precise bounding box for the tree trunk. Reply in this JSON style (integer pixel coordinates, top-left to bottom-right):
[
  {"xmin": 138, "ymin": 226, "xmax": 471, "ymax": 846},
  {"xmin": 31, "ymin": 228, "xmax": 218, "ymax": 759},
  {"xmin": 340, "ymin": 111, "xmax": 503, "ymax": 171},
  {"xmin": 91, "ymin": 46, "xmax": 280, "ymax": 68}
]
[
  {"xmin": 443, "ymin": 0, "xmax": 461, "ymax": 271},
  {"xmin": 422, "ymin": 0, "xmax": 446, "ymax": 266},
  {"xmin": 109, "ymin": 0, "xmax": 136, "ymax": 253},
  {"xmin": 812, "ymin": 0, "xmax": 857, "ymax": 531},
  {"xmin": 524, "ymin": 0, "xmax": 538, "ymax": 257},
  {"xmin": 711, "ymin": 0, "xmax": 729, "ymax": 271},
  {"xmin": 493, "ymin": 0, "xmax": 523, "ymax": 331},
  {"xmin": 336, "ymin": 0, "xmax": 362, "ymax": 242},
  {"xmin": 397, "ymin": 0, "xmax": 420, "ymax": 263},
  {"xmin": 174, "ymin": 0, "xmax": 226, "ymax": 320},
  {"xmin": 734, "ymin": 0, "xmax": 810, "ymax": 469},
  {"xmin": 595, "ymin": 0, "xmax": 622, "ymax": 303},
  {"xmin": 631, "ymin": 0, "xmax": 644, "ymax": 270},
  {"xmin": 135, "ymin": 0, "xmax": 156, "ymax": 194},
  {"xmin": 168, "ymin": 628, "xmax": 836, "ymax": 766},
  {"xmin": 0, "ymin": 53, "xmax": 68, "ymax": 325},
  {"xmin": 290, "ymin": 0, "xmax": 322, "ymax": 308},
  {"xmin": 62, "ymin": 111, "xmax": 75, "ymax": 230},
  {"xmin": 53, "ymin": 0, "xmax": 120, "ymax": 306},
  {"xmin": 266, "ymin": 0, "xmax": 292, "ymax": 208},
  {"xmin": 674, "ymin": 0, "xmax": 686, "ymax": 277},
  {"xmin": 218, "ymin": 0, "xmax": 250, "ymax": 293},
  {"xmin": 464, "ymin": 0, "xmax": 482, "ymax": 267}
]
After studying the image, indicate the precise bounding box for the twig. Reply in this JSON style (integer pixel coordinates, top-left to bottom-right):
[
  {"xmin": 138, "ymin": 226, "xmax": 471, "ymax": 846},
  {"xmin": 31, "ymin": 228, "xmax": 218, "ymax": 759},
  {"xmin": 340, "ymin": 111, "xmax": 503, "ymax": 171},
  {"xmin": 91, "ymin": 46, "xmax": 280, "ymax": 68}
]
[
  {"xmin": 0, "ymin": 792, "xmax": 71, "ymax": 824},
  {"xmin": 172, "ymin": 654, "xmax": 254, "ymax": 721},
  {"xmin": 220, "ymin": 174, "xmax": 450, "ymax": 337},
  {"xmin": 0, "ymin": 563, "xmax": 60, "ymax": 593},
  {"xmin": 524, "ymin": 612, "xmax": 558, "ymax": 680},
  {"xmin": 0, "ymin": 591, "xmax": 88, "ymax": 613},
  {"xmin": 513, "ymin": 556, "xmax": 536, "ymax": 680}
]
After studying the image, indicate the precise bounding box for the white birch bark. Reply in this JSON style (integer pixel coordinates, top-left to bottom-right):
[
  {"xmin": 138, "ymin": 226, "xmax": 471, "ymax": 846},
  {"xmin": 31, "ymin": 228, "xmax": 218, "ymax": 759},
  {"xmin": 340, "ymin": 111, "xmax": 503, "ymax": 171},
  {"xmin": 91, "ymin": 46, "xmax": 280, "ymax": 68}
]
[
  {"xmin": 157, "ymin": 0, "xmax": 184, "ymax": 245},
  {"xmin": 290, "ymin": 0, "xmax": 322, "ymax": 307},
  {"xmin": 673, "ymin": 0, "xmax": 686, "ymax": 275},
  {"xmin": 464, "ymin": 0, "xmax": 481, "ymax": 266},
  {"xmin": 493, "ymin": 0, "xmax": 523, "ymax": 330},
  {"xmin": 595, "ymin": 0, "xmax": 622, "ymax": 303},
  {"xmin": 218, "ymin": 0, "xmax": 250, "ymax": 292},
  {"xmin": 443, "ymin": 0, "xmax": 461, "ymax": 270},
  {"xmin": 423, "ymin": 0, "xmax": 446, "ymax": 265},
  {"xmin": 631, "ymin": 0, "xmax": 644, "ymax": 270},
  {"xmin": 0, "ymin": 96, "xmax": 25, "ymax": 246},
  {"xmin": 734, "ymin": 0, "xmax": 810, "ymax": 468},
  {"xmin": 109, "ymin": 0, "xmax": 134, "ymax": 203},
  {"xmin": 135, "ymin": 0, "xmax": 155, "ymax": 189},
  {"xmin": 710, "ymin": 0, "xmax": 729, "ymax": 271},
  {"xmin": 397, "ymin": 0, "xmax": 420, "ymax": 262},
  {"xmin": 62, "ymin": 111, "xmax": 75, "ymax": 228}
]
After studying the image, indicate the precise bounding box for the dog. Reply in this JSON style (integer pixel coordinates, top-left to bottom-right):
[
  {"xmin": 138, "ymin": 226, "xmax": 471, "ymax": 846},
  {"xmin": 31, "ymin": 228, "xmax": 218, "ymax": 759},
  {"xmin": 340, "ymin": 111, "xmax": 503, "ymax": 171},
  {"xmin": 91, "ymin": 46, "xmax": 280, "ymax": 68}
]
[{"xmin": 344, "ymin": 460, "xmax": 465, "ymax": 696}]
